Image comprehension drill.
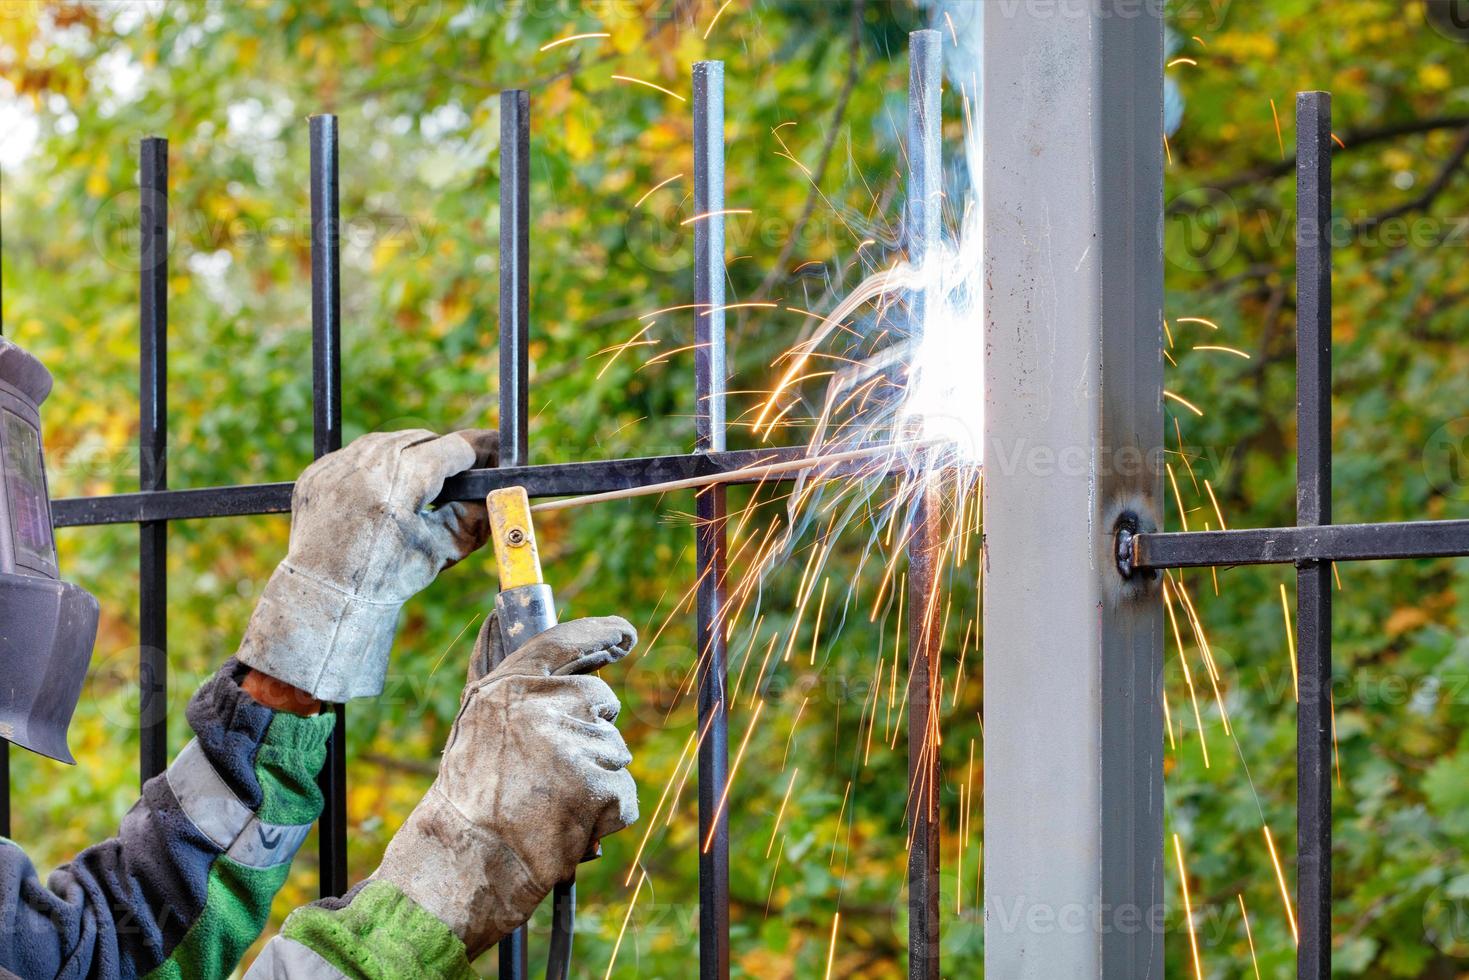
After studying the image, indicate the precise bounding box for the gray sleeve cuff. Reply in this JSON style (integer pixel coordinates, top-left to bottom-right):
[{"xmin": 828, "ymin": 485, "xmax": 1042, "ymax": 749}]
[{"xmin": 235, "ymin": 562, "xmax": 402, "ymax": 702}]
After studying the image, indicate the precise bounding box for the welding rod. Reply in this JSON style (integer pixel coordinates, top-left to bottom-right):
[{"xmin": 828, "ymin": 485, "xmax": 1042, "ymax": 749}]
[{"xmin": 528, "ymin": 441, "xmax": 913, "ymax": 514}]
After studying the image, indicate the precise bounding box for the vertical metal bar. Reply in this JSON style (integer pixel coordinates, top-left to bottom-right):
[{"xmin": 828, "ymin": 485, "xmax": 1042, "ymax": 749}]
[
  {"xmin": 983, "ymin": 3, "xmax": 1166, "ymax": 977},
  {"xmin": 496, "ymin": 89, "xmax": 531, "ymax": 980},
  {"xmin": 309, "ymin": 113, "xmax": 348, "ymax": 900},
  {"xmin": 904, "ymin": 29, "xmax": 942, "ymax": 980},
  {"xmin": 139, "ymin": 136, "xmax": 169, "ymax": 785},
  {"xmin": 1295, "ymin": 90, "xmax": 1333, "ymax": 980},
  {"xmin": 499, "ymin": 90, "xmax": 530, "ymax": 470},
  {"xmin": 692, "ymin": 59, "xmax": 730, "ymax": 980}
]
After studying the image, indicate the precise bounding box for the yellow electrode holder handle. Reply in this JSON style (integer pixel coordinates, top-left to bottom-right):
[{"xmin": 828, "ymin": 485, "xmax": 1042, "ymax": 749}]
[{"xmin": 487, "ymin": 486, "xmax": 544, "ymax": 590}]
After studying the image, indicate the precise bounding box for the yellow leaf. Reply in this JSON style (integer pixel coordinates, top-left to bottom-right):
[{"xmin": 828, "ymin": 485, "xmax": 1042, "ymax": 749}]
[
  {"xmin": 1385, "ymin": 606, "xmax": 1429, "ymax": 637},
  {"xmin": 564, "ymin": 111, "xmax": 594, "ymax": 161},
  {"xmin": 1419, "ymin": 63, "xmax": 1451, "ymax": 91},
  {"xmin": 609, "ymin": 13, "xmax": 642, "ymax": 55}
]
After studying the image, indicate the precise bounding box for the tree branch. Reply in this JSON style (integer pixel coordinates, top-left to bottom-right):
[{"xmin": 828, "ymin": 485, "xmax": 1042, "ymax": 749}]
[
  {"xmin": 1351, "ymin": 125, "xmax": 1469, "ymax": 231},
  {"xmin": 1168, "ymin": 113, "xmax": 1469, "ymax": 214},
  {"xmin": 753, "ymin": 0, "xmax": 866, "ymax": 301}
]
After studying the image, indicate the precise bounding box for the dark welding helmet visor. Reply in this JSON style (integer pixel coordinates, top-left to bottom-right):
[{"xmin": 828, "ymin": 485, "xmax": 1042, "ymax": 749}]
[{"xmin": 0, "ymin": 338, "xmax": 100, "ymax": 764}]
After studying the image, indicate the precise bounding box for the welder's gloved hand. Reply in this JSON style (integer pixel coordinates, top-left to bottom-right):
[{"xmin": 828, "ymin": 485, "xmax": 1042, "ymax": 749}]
[
  {"xmin": 371, "ymin": 615, "xmax": 640, "ymax": 960},
  {"xmin": 236, "ymin": 428, "xmax": 498, "ymax": 702}
]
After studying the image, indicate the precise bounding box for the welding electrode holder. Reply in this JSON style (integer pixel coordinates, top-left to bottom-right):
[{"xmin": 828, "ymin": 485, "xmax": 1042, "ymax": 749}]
[{"xmin": 484, "ymin": 486, "xmax": 595, "ymax": 980}]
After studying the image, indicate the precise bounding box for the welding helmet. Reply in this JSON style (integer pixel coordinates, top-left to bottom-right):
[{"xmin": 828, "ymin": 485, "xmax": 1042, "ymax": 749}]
[{"xmin": 0, "ymin": 338, "xmax": 99, "ymax": 764}]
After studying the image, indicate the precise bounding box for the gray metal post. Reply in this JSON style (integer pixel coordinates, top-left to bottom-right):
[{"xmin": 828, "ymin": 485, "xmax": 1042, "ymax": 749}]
[{"xmin": 982, "ymin": 2, "xmax": 1165, "ymax": 977}]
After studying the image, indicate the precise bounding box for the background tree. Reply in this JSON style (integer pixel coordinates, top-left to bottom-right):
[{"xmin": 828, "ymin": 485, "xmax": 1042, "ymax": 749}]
[{"xmin": 2, "ymin": 1, "xmax": 1467, "ymax": 976}]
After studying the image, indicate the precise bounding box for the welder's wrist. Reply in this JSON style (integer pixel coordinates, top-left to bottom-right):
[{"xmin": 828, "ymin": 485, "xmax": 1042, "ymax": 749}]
[
  {"xmin": 371, "ymin": 786, "xmax": 546, "ymax": 959},
  {"xmin": 236, "ymin": 560, "xmax": 403, "ymax": 702},
  {"xmin": 241, "ymin": 669, "xmax": 322, "ymax": 716}
]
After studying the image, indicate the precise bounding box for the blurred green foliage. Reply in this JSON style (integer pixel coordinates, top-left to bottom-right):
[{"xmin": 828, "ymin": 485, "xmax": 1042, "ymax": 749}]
[{"xmin": 2, "ymin": 1, "xmax": 1468, "ymax": 977}]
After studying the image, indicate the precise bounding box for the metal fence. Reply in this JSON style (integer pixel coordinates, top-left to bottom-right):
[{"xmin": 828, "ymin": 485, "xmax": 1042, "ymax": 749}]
[
  {"xmin": 1, "ymin": 33, "xmax": 948, "ymax": 980},
  {"xmin": 1127, "ymin": 92, "xmax": 1469, "ymax": 979},
  {"xmin": 12, "ymin": 19, "xmax": 1466, "ymax": 980}
]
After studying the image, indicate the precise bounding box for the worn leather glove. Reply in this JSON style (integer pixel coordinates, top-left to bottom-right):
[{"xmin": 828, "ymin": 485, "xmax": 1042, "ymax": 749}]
[
  {"xmin": 370, "ymin": 615, "xmax": 640, "ymax": 959},
  {"xmin": 236, "ymin": 429, "xmax": 498, "ymax": 702}
]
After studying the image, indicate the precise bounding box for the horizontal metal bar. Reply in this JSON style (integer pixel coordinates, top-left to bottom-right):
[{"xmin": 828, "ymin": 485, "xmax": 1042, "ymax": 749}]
[
  {"xmin": 52, "ymin": 446, "xmax": 887, "ymax": 527},
  {"xmin": 1133, "ymin": 519, "xmax": 1469, "ymax": 569}
]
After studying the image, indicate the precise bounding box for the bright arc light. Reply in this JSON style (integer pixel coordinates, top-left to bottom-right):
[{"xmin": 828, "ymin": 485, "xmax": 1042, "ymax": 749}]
[{"xmin": 899, "ymin": 203, "xmax": 984, "ymax": 467}]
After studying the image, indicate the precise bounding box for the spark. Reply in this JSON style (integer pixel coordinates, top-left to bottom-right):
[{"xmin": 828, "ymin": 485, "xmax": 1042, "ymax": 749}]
[
  {"xmin": 603, "ymin": 870, "xmax": 647, "ymax": 980},
  {"xmin": 700, "ymin": 301, "xmax": 779, "ymax": 316},
  {"xmin": 635, "ymin": 173, "xmax": 683, "ymax": 208},
  {"xmin": 1331, "ymin": 689, "xmax": 1343, "ymax": 787},
  {"xmin": 943, "ymin": 11, "xmax": 958, "ymax": 45},
  {"xmin": 774, "ymin": 150, "xmax": 813, "ymax": 178},
  {"xmin": 1238, "ymin": 894, "xmax": 1262, "ymax": 980},
  {"xmin": 809, "ymin": 577, "xmax": 830, "ymax": 665},
  {"xmin": 681, "ymin": 208, "xmax": 752, "ymax": 225},
  {"xmin": 610, "ymin": 74, "xmax": 686, "ymax": 101},
  {"xmin": 626, "ymin": 721, "xmax": 706, "ymax": 883},
  {"xmin": 539, "ymin": 32, "xmax": 609, "ymax": 51},
  {"xmin": 639, "ymin": 303, "xmax": 708, "ymax": 320},
  {"xmin": 641, "ymin": 341, "xmax": 704, "ymax": 369},
  {"xmin": 1204, "ymin": 479, "xmax": 1227, "ymax": 530},
  {"xmin": 787, "ymin": 304, "xmax": 834, "ymax": 320},
  {"xmin": 594, "ymin": 323, "xmax": 657, "ymax": 379},
  {"xmin": 766, "ymin": 767, "xmax": 800, "ymax": 857},
  {"xmin": 823, "ymin": 912, "xmax": 841, "ymax": 980},
  {"xmin": 1167, "ymin": 462, "xmax": 1190, "ymax": 532},
  {"xmin": 829, "ymin": 780, "xmax": 851, "ymax": 865},
  {"xmin": 1164, "ymin": 390, "xmax": 1205, "ymax": 416},
  {"xmin": 428, "ymin": 612, "xmax": 482, "ymax": 676},
  {"xmin": 1168, "ymin": 56, "xmax": 1199, "ymax": 67},
  {"xmin": 1173, "ymin": 834, "xmax": 1204, "ymax": 980},
  {"xmin": 1165, "ymin": 580, "xmax": 1211, "ymax": 766},
  {"xmin": 703, "ymin": 699, "xmax": 765, "ymax": 851},
  {"xmin": 1176, "ymin": 316, "xmax": 1220, "ymax": 330},
  {"xmin": 1270, "ymin": 98, "xmax": 1286, "ymax": 160},
  {"xmin": 764, "ymin": 836, "xmax": 786, "ymax": 917},
  {"xmin": 1263, "ymin": 824, "xmax": 1299, "ymax": 944},
  {"xmin": 1331, "ymin": 132, "xmax": 1346, "ymax": 149},
  {"xmin": 1192, "ymin": 344, "xmax": 1251, "ymax": 358},
  {"xmin": 1280, "ymin": 583, "xmax": 1299, "ymax": 701},
  {"xmin": 703, "ymin": 0, "xmax": 734, "ymax": 39}
]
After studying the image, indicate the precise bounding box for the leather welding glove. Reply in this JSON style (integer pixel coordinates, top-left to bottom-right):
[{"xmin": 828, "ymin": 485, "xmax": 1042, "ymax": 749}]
[
  {"xmin": 236, "ymin": 428, "xmax": 498, "ymax": 702},
  {"xmin": 369, "ymin": 615, "xmax": 640, "ymax": 960}
]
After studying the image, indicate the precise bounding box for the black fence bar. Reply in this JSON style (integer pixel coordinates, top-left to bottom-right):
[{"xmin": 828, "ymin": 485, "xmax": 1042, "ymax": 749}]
[
  {"xmin": 692, "ymin": 59, "xmax": 731, "ymax": 980},
  {"xmin": 1130, "ymin": 519, "xmax": 1469, "ymax": 569},
  {"xmin": 309, "ymin": 113, "xmax": 349, "ymax": 900},
  {"xmin": 905, "ymin": 29, "xmax": 942, "ymax": 980},
  {"xmin": 1296, "ymin": 90, "xmax": 1333, "ymax": 980},
  {"xmin": 139, "ymin": 136, "xmax": 169, "ymax": 785},
  {"xmin": 52, "ymin": 446, "xmax": 882, "ymax": 526},
  {"xmin": 497, "ymin": 87, "xmax": 531, "ymax": 980}
]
